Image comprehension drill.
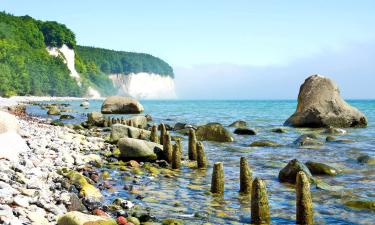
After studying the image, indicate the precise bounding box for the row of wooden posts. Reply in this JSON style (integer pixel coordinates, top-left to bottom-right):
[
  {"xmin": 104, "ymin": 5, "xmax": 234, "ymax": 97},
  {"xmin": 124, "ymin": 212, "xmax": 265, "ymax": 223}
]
[
  {"xmin": 150, "ymin": 123, "xmax": 314, "ymax": 225},
  {"xmin": 103, "ymin": 117, "xmax": 142, "ymax": 128}
]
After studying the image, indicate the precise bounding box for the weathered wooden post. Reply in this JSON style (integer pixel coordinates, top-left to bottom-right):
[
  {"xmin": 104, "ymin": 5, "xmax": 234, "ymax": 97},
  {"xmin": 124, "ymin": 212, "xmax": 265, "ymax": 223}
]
[
  {"xmin": 108, "ymin": 118, "xmax": 112, "ymax": 126},
  {"xmin": 251, "ymin": 177, "xmax": 270, "ymax": 225},
  {"xmin": 150, "ymin": 125, "xmax": 159, "ymax": 143},
  {"xmin": 117, "ymin": 118, "xmax": 121, "ymax": 124},
  {"xmin": 296, "ymin": 171, "xmax": 314, "ymax": 225},
  {"xmin": 211, "ymin": 162, "xmax": 224, "ymax": 194},
  {"xmin": 240, "ymin": 157, "xmax": 252, "ymax": 194},
  {"xmin": 111, "ymin": 117, "xmax": 115, "ymax": 124},
  {"xmin": 159, "ymin": 123, "xmax": 166, "ymax": 145},
  {"xmin": 163, "ymin": 133, "xmax": 173, "ymax": 163},
  {"xmin": 175, "ymin": 139, "xmax": 183, "ymax": 156},
  {"xmin": 121, "ymin": 117, "xmax": 125, "ymax": 124},
  {"xmin": 196, "ymin": 141, "xmax": 207, "ymax": 168},
  {"xmin": 103, "ymin": 120, "xmax": 108, "ymax": 127},
  {"xmin": 188, "ymin": 129, "xmax": 197, "ymax": 160},
  {"xmin": 172, "ymin": 143, "xmax": 181, "ymax": 169}
]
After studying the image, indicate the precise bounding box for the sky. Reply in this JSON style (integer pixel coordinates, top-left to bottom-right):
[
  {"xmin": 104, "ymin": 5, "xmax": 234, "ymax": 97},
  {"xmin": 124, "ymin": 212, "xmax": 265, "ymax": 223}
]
[{"xmin": 2, "ymin": 0, "xmax": 375, "ymax": 99}]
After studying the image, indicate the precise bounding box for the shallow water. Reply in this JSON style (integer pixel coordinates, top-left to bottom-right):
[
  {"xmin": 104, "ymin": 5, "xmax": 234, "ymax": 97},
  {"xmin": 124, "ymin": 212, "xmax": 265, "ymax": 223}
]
[{"xmin": 28, "ymin": 100, "xmax": 375, "ymax": 224}]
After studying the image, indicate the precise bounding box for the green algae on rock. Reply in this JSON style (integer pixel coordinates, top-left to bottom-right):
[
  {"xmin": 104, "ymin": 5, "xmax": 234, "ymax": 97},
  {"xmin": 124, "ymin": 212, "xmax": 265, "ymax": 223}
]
[
  {"xmin": 196, "ymin": 123, "xmax": 234, "ymax": 142},
  {"xmin": 249, "ymin": 140, "xmax": 281, "ymax": 147},
  {"xmin": 57, "ymin": 211, "xmax": 117, "ymax": 225},
  {"xmin": 305, "ymin": 161, "xmax": 338, "ymax": 176}
]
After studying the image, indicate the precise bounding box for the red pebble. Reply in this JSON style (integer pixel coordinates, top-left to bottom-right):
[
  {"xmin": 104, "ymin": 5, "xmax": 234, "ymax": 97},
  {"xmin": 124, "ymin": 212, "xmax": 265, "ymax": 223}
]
[
  {"xmin": 116, "ymin": 216, "xmax": 127, "ymax": 225},
  {"xmin": 93, "ymin": 208, "xmax": 109, "ymax": 217}
]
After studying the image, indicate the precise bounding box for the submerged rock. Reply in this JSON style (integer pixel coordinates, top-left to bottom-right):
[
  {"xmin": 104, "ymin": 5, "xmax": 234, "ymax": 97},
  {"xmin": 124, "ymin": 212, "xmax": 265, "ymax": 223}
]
[
  {"xmin": 294, "ymin": 134, "xmax": 323, "ymax": 146},
  {"xmin": 229, "ymin": 120, "xmax": 247, "ymax": 128},
  {"xmin": 111, "ymin": 124, "xmax": 151, "ymax": 143},
  {"xmin": 284, "ymin": 75, "xmax": 367, "ymax": 128},
  {"xmin": 101, "ymin": 96, "xmax": 144, "ymax": 114},
  {"xmin": 233, "ymin": 128, "xmax": 256, "ymax": 135},
  {"xmin": 322, "ymin": 127, "xmax": 347, "ymax": 135},
  {"xmin": 249, "ymin": 140, "xmax": 281, "ymax": 147},
  {"xmin": 305, "ymin": 161, "xmax": 338, "ymax": 176},
  {"xmin": 118, "ymin": 137, "xmax": 162, "ymax": 161},
  {"xmin": 278, "ymin": 159, "xmax": 313, "ymax": 184},
  {"xmin": 357, "ymin": 155, "xmax": 375, "ymax": 165},
  {"xmin": 196, "ymin": 123, "xmax": 234, "ymax": 142},
  {"xmin": 326, "ymin": 135, "xmax": 353, "ymax": 143},
  {"xmin": 60, "ymin": 114, "xmax": 75, "ymax": 120},
  {"xmin": 47, "ymin": 106, "xmax": 60, "ymax": 115},
  {"xmin": 57, "ymin": 211, "xmax": 117, "ymax": 225},
  {"xmin": 271, "ymin": 127, "xmax": 287, "ymax": 133},
  {"xmin": 345, "ymin": 200, "xmax": 375, "ymax": 210}
]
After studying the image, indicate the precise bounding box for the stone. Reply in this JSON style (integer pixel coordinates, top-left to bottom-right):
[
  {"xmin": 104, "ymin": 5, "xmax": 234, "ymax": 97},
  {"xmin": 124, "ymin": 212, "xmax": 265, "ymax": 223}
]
[
  {"xmin": 60, "ymin": 114, "xmax": 75, "ymax": 120},
  {"xmin": 345, "ymin": 200, "xmax": 375, "ymax": 210},
  {"xmin": 0, "ymin": 131, "xmax": 29, "ymax": 161},
  {"xmin": 127, "ymin": 217, "xmax": 140, "ymax": 225},
  {"xmin": 80, "ymin": 100, "xmax": 89, "ymax": 107},
  {"xmin": 249, "ymin": 140, "xmax": 281, "ymax": 147},
  {"xmin": 229, "ymin": 120, "xmax": 247, "ymax": 128},
  {"xmin": 271, "ymin": 127, "xmax": 287, "ymax": 133},
  {"xmin": 101, "ymin": 96, "xmax": 144, "ymax": 114},
  {"xmin": 47, "ymin": 107, "xmax": 60, "ymax": 115},
  {"xmin": 322, "ymin": 127, "xmax": 347, "ymax": 135},
  {"xmin": 196, "ymin": 123, "xmax": 234, "ymax": 142},
  {"xmin": 13, "ymin": 195, "xmax": 30, "ymax": 207},
  {"xmin": 293, "ymin": 134, "xmax": 323, "ymax": 146},
  {"xmin": 0, "ymin": 111, "xmax": 20, "ymax": 134},
  {"xmin": 285, "ymin": 75, "xmax": 367, "ymax": 128},
  {"xmin": 118, "ymin": 137, "xmax": 162, "ymax": 161},
  {"xmin": 27, "ymin": 211, "xmax": 50, "ymax": 225},
  {"xmin": 173, "ymin": 122, "xmax": 187, "ymax": 131},
  {"xmin": 125, "ymin": 116, "xmax": 148, "ymax": 129},
  {"xmin": 87, "ymin": 112, "xmax": 105, "ymax": 126},
  {"xmin": 233, "ymin": 128, "xmax": 256, "ymax": 135},
  {"xmin": 305, "ymin": 161, "xmax": 338, "ymax": 176},
  {"xmin": 278, "ymin": 159, "xmax": 313, "ymax": 184},
  {"xmin": 111, "ymin": 124, "xmax": 151, "ymax": 143},
  {"xmin": 357, "ymin": 155, "xmax": 375, "ymax": 164},
  {"xmin": 57, "ymin": 211, "xmax": 117, "ymax": 225},
  {"xmin": 67, "ymin": 193, "xmax": 86, "ymax": 212}
]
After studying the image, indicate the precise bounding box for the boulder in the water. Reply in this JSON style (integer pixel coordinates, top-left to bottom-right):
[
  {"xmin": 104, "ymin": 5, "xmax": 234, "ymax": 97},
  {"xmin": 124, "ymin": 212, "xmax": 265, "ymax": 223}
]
[
  {"xmin": 118, "ymin": 137, "xmax": 162, "ymax": 161},
  {"xmin": 111, "ymin": 124, "xmax": 151, "ymax": 142},
  {"xmin": 101, "ymin": 96, "xmax": 144, "ymax": 114},
  {"xmin": 47, "ymin": 107, "xmax": 60, "ymax": 115},
  {"xmin": 271, "ymin": 127, "xmax": 287, "ymax": 133},
  {"xmin": 229, "ymin": 120, "xmax": 247, "ymax": 128},
  {"xmin": 196, "ymin": 123, "xmax": 234, "ymax": 142},
  {"xmin": 249, "ymin": 140, "xmax": 281, "ymax": 147},
  {"xmin": 294, "ymin": 134, "xmax": 323, "ymax": 146},
  {"xmin": 234, "ymin": 128, "xmax": 256, "ymax": 135},
  {"xmin": 284, "ymin": 75, "xmax": 367, "ymax": 128},
  {"xmin": 60, "ymin": 114, "xmax": 75, "ymax": 120},
  {"xmin": 305, "ymin": 161, "xmax": 338, "ymax": 176},
  {"xmin": 278, "ymin": 159, "xmax": 314, "ymax": 184},
  {"xmin": 345, "ymin": 200, "xmax": 375, "ymax": 211},
  {"xmin": 87, "ymin": 112, "xmax": 104, "ymax": 126},
  {"xmin": 357, "ymin": 155, "xmax": 375, "ymax": 165}
]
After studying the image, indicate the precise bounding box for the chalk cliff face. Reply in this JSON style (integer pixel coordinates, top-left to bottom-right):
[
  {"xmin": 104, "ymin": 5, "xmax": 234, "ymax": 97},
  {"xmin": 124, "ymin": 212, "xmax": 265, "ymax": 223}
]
[
  {"xmin": 46, "ymin": 44, "xmax": 101, "ymax": 98},
  {"xmin": 109, "ymin": 73, "xmax": 177, "ymax": 99}
]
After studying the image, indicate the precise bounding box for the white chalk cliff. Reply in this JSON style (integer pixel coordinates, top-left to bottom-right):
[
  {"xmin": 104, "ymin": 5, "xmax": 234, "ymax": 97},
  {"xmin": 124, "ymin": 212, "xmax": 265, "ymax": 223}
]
[
  {"xmin": 47, "ymin": 44, "xmax": 101, "ymax": 98},
  {"xmin": 109, "ymin": 73, "xmax": 177, "ymax": 99}
]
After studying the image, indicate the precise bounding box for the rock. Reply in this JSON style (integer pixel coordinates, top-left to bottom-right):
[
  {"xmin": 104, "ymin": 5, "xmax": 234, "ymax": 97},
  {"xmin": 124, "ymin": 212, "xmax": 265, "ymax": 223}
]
[
  {"xmin": 51, "ymin": 120, "xmax": 64, "ymax": 126},
  {"xmin": 0, "ymin": 130, "xmax": 29, "ymax": 161},
  {"xmin": 125, "ymin": 116, "xmax": 148, "ymax": 129},
  {"xmin": 173, "ymin": 122, "xmax": 187, "ymax": 131},
  {"xmin": 315, "ymin": 180, "xmax": 343, "ymax": 191},
  {"xmin": 60, "ymin": 114, "xmax": 75, "ymax": 120},
  {"xmin": 47, "ymin": 107, "xmax": 60, "ymax": 115},
  {"xmin": 0, "ymin": 111, "xmax": 20, "ymax": 134},
  {"xmin": 271, "ymin": 127, "xmax": 287, "ymax": 133},
  {"xmin": 111, "ymin": 124, "xmax": 151, "ymax": 143},
  {"xmin": 117, "ymin": 216, "xmax": 127, "ymax": 225},
  {"xmin": 345, "ymin": 200, "xmax": 375, "ymax": 210},
  {"xmin": 27, "ymin": 211, "xmax": 50, "ymax": 225},
  {"xmin": 229, "ymin": 120, "xmax": 247, "ymax": 128},
  {"xmin": 57, "ymin": 211, "xmax": 117, "ymax": 225},
  {"xmin": 87, "ymin": 112, "xmax": 104, "ymax": 126},
  {"xmin": 67, "ymin": 193, "xmax": 86, "ymax": 212},
  {"xmin": 118, "ymin": 137, "xmax": 163, "ymax": 161},
  {"xmin": 357, "ymin": 155, "xmax": 375, "ymax": 165},
  {"xmin": 101, "ymin": 96, "xmax": 144, "ymax": 114},
  {"xmin": 322, "ymin": 127, "xmax": 347, "ymax": 135},
  {"xmin": 278, "ymin": 159, "xmax": 313, "ymax": 184},
  {"xmin": 127, "ymin": 217, "xmax": 140, "ymax": 225},
  {"xmin": 13, "ymin": 195, "xmax": 30, "ymax": 207},
  {"xmin": 249, "ymin": 140, "xmax": 281, "ymax": 147},
  {"xmin": 305, "ymin": 161, "xmax": 338, "ymax": 176},
  {"xmin": 80, "ymin": 100, "xmax": 89, "ymax": 107},
  {"xmin": 325, "ymin": 135, "xmax": 353, "ymax": 143},
  {"xmin": 284, "ymin": 75, "xmax": 367, "ymax": 128},
  {"xmin": 65, "ymin": 170, "xmax": 103, "ymax": 201},
  {"xmin": 162, "ymin": 218, "xmax": 183, "ymax": 225},
  {"xmin": 195, "ymin": 123, "xmax": 234, "ymax": 142},
  {"xmin": 233, "ymin": 128, "xmax": 256, "ymax": 135},
  {"xmin": 293, "ymin": 134, "xmax": 323, "ymax": 146}
]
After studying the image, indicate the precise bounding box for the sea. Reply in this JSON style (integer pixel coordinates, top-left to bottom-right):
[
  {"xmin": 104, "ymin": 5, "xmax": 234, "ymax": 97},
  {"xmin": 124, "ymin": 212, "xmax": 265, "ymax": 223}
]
[{"xmin": 27, "ymin": 100, "xmax": 375, "ymax": 225}]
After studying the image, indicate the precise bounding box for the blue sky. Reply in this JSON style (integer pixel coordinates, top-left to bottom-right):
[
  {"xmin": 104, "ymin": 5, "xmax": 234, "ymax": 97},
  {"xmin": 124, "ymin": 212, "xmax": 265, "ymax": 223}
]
[{"xmin": 2, "ymin": 1, "xmax": 375, "ymax": 98}]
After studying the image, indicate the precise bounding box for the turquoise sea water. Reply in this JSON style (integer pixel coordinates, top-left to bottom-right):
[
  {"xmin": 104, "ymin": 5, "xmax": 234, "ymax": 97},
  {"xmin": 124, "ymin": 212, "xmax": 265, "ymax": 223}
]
[{"xmin": 27, "ymin": 100, "xmax": 375, "ymax": 224}]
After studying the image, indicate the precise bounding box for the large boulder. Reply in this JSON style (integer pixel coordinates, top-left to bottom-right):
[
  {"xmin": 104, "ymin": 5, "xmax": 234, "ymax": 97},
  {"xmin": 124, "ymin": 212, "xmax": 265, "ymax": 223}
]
[
  {"xmin": 111, "ymin": 124, "xmax": 151, "ymax": 142},
  {"xmin": 0, "ymin": 111, "xmax": 20, "ymax": 134},
  {"xmin": 118, "ymin": 137, "xmax": 163, "ymax": 161},
  {"xmin": 87, "ymin": 112, "xmax": 104, "ymax": 126},
  {"xmin": 285, "ymin": 75, "xmax": 367, "ymax": 128},
  {"xmin": 101, "ymin": 96, "xmax": 144, "ymax": 114},
  {"xmin": 278, "ymin": 159, "xmax": 314, "ymax": 184},
  {"xmin": 125, "ymin": 115, "xmax": 148, "ymax": 128},
  {"xmin": 196, "ymin": 123, "xmax": 234, "ymax": 142},
  {"xmin": 57, "ymin": 211, "xmax": 116, "ymax": 225}
]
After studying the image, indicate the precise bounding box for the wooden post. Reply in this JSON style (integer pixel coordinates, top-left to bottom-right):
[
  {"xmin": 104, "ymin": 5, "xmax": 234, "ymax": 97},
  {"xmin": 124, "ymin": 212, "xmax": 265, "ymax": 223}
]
[
  {"xmin": 211, "ymin": 162, "xmax": 224, "ymax": 194},
  {"xmin": 172, "ymin": 143, "xmax": 181, "ymax": 169},
  {"xmin": 240, "ymin": 157, "xmax": 252, "ymax": 194},
  {"xmin": 296, "ymin": 171, "xmax": 314, "ymax": 225},
  {"xmin": 188, "ymin": 129, "xmax": 197, "ymax": 160},
  {"xmin": 163, "ymin": 132, "xmax": 173, "ymax": 163},
  {"xmin": 150, "ymin": 125, "xmax": 159, "ymax": 143},
  {"xmin": 196, "ymin": 141, "xmax": 207, "ymax": 168},
  {"xmin": 159, "ymin": 123, "xmax": 166, "ymax": 145},
  {"xmin": 251, "ymin": 177, "xmax": 270, "ymax": 225}
]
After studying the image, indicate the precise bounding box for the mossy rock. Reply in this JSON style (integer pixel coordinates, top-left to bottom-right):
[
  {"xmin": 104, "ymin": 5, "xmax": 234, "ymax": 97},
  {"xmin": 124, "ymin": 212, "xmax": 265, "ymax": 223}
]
[
  {"xmin": 47, "ymin": 107, "xmax": 60, "ymax": 115},
  {"xmin": 345, "ymin": 200, "xmax": 375, "ymax": 210},
  {"xmin": 101, "ymin": 171, "xmax": 110, "ymax": 179},
  {"xmin": 57, "ymin": 211, "xmax": 116, "ymax": 225},
  {"xmin": 305, "ymin": 161, "xmax": 338, "ymax": 176},
  {"xmin": 51, "ymin": 120, "xmax": 64, "ymax": 126},
  {"xmin": 249, "ymin": 140, "xmax": 281, "ymax": 147},
  {"xmin": 65, "ymin": 171, "xmax": 102, "ymax": 200},
  {"xmin": 162, "ymin": 219, "xmax": 183, "ymax": 225},
  {"xmin": 127, "ymin": 217, "xmax": 140, "ymax": 225},
  {"xmin": 132, "ymin": 168, "xmax": 144, "ymax": 175}
]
